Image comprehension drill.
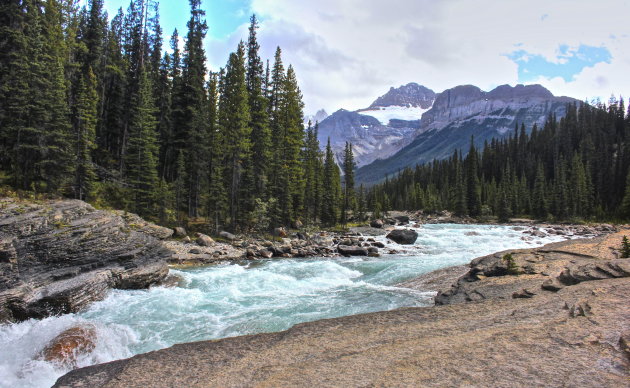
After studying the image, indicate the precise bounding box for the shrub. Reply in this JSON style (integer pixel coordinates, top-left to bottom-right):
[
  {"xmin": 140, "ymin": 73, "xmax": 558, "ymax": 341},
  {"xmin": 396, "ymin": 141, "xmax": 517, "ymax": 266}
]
[{"xmin": 502, "ymin": 253, "xmax": 521, "ymax": 275}]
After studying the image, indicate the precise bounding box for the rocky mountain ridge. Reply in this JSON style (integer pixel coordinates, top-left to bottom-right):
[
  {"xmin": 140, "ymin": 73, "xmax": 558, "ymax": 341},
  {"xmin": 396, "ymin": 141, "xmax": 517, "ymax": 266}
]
[
  {"xmin": 368, "ymin": 82, "xmax": 436, "ymax": 109},
  {"xmin": 317, "ymin": 82, "xmax": 575, "ymax": 173},
  {"xmin": 355, "ymin": 83, "xmax": 577, "ymax": 184}
]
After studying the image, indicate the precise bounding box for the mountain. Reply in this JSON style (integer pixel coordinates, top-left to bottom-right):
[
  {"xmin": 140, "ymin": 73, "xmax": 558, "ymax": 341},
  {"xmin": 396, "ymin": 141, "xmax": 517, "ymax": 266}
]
[
  {"xmin": 355, "ymin": 84, "xmax": 577, "ymax": 185},
  {"xmin": 304, "ymin": 109, "xmax": 329, "ymax": 126},
  {"xmin": 317, "ymin": 83, "xmax": 436, "ymax": 167},
  {"xmin": 368, "ymin": 83, "xmax": 435, "ymax": 109}
]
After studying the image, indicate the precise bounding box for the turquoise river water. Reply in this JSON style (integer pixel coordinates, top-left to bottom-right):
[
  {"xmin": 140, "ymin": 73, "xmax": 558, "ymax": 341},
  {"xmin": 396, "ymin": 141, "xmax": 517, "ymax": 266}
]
[{"xmin": 0, "ymin": 224, "xmax": 565, "ymax": 388}]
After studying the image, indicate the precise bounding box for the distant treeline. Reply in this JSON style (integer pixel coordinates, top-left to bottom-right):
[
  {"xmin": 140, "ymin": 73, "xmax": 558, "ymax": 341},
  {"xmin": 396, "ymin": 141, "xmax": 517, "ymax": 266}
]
[
  {"xmin": 0, "ymin": 0, "xmax": 357, "ymax": 232},
  {"xmin": 368, "ymin": 101, "xmax": 630, "ymax": 222}
]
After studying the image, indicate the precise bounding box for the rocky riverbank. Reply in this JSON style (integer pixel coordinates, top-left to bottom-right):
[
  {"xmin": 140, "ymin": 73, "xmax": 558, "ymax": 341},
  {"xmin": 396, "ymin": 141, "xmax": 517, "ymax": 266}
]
[
  {"xmin": 0, "ymin": 198, "xmax": 171, "ymax": 322},
  {"xmin": 1, "ymin": 197, "xmax": 618, "ymax": 324},
  {"xmin": 53, "ymin": 228, "xmax": 630, "ymax": 388}
]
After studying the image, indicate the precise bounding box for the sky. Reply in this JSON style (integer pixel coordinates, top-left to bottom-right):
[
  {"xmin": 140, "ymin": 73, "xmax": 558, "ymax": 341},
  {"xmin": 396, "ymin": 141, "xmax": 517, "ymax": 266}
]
[{"xmin": 102, "ymin": 0, "xmax": 630, "ymax": 116}]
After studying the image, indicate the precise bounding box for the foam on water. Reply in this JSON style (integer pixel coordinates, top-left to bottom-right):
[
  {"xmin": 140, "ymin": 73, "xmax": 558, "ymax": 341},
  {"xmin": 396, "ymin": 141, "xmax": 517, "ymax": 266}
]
[{"xmin": 0, "ymin": 224, "xmax": 565, "ymax": 388}]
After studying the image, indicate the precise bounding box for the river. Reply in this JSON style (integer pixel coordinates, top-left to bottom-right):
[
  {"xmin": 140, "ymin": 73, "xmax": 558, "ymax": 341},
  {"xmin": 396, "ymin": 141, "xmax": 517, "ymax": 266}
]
[{"xmin": 0, "ymin": 224, "xmax": 565, "ymax": 388}]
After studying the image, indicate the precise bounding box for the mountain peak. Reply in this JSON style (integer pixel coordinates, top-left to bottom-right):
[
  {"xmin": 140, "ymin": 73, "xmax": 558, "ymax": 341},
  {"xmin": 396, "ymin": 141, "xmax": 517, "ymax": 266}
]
[
  {"xmin": 487, "ymin": 84, "xmax": 554, "ymax": 100},
  {"xmin": 369, "ymin": 83, "xmax": 436, "ymax": 109}
]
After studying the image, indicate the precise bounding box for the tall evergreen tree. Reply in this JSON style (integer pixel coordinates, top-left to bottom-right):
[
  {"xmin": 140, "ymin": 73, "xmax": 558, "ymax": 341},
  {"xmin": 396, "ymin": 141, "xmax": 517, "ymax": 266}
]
[
  {"xmin": 342, "ymin": 142, "xmax": 355, "ymax": 225},
  {"xmin": 246, "ymin": 14, "xmax": 271, "ymax": 196},
  {"xmin": 321, "ymin": 138, "xmax": 339, "ymax": 225},
  {"xmin": 73, "ymin": 68, "xmax": 98, "ymax": 200},
  {"xmin": 465, "ymin": 138, "xmax": 481, "ymax": 217},
  {"xmin": 219, "ymin": 42, "xmax": 251, "ymax": 229},
  {"xmin": 125, "ymin": 67, "xmax": 159, "ymax": 216}
]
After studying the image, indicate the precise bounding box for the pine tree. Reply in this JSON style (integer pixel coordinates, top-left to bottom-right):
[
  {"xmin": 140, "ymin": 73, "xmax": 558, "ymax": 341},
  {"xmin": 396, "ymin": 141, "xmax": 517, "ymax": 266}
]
[
  {"xmin": 176, "ymin": 0, "xmax": 209, "ymax": 218},
  {"xmin": 280, "ymin": 65, "xmax": 306, "ymax": 223},
  {"xmin": 125, "ymin": 67, "xmax": 159, "ymax": 216},
  {"xmin": 246, "ymin": 14, "xmax": 271, "ymax": 195},
  {"xmin": 532, "ymin": 161, "xmax": 547, "ymax": 219},
  {"xmin": 465, "ymin": 138, "xmax": 481, "ymax": 217},
  {"xmin": 303, "ymin": 122, "xmax": 323, "ymax": 224},
  {"xmin": 74, "ymin": 68, "xmax": 98, "ymax": 200},
  {"xmin": 39, "ymin": 0, "xmax": 75, "ymax": 191},
  {"xmin": 342, "ymin": 142, "xmax": 355, "ymax": 225},
  {"xmin": 219, "ymin": 42, "xmax": 251, "ymax": 229},
  {"xmin": 321, "ymin": 138, "xmax": 338, "ymax": 225}
]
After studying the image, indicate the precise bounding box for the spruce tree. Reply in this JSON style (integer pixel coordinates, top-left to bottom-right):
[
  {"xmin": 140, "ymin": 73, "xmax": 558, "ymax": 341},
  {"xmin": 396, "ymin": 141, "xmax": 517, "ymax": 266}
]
[
  {"xmin": 177, "ymin": 0, "xmax": 209, "ymax": 217},
  {"xmin": 321, "ymin": 138, "xmax": 338, "ymax": 225},
  {"xmin": 465, "ymin": 138, "xmax": 481, "ymax": 217},
  {"xmin": 532, "ymin": 161, "xmax": 547, "ymax": 219},
  {"xmin": 246, "ymin": 14, "xmax": 271, "ymax": 195},
  {"xmin": 74, "ymin": 68, "xmax": 98, "ymax": 200},
  {"xmin": 342, "ymin": 142, "xmax": 355, "ymax": 225},
  {"xmin": 125, "ymin": 67, "xmax": 159, "ymax": 216},
  {"xmin": 219, "ymin": 42, "xmax": 251, "ymax": 229}
]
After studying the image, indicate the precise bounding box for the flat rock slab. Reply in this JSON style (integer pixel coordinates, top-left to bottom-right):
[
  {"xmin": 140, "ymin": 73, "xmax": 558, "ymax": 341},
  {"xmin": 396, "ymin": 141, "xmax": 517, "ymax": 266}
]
[{"xmin": 54, "ymin": 277, "xmax": 630, "ymax": 388}]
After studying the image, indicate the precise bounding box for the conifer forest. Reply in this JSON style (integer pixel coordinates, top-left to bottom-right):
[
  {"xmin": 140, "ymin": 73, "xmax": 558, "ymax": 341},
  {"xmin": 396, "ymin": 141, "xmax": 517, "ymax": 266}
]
[
  {"xmin": 369, "ymin": 102, "xmax": 630, "ymax": 222},
  {"xmin": 1, "ymin": 0, "xmax": 629, "ymax": 232},
  {"xmin": 0, "ymin": 0, "xmax": 355, "ymax": 231}
]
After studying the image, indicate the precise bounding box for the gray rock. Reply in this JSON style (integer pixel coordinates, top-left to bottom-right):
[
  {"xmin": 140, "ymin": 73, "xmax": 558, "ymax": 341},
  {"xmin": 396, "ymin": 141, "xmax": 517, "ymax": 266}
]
[
  {"xmin": 386, "ymin": 229, "xmax": 418, "ymax": 245},
  {"xmin": 273, "ymin": 227, "xmax": 287, "ymax": 237},
  {"xmin": 196, "ymin": 233, "xmax": 214, "ymax": 247},
  {"xmin": 258, "ymin": 249, "xmax": 273, "ymax": 259},
  {"xmin": 370, "ymin": 219, "xmax": 384, "ymax": 228},
  {"xmin": 395, "ymin": 215, "xmax": 410, "ymax": 225},
  {"xmin": 219, "ymin": 231, "xmax": 236, "ymax": 241},
  {"xmin": 173, "ymin": 227, "xmax": 187, "ymax": 237},
  {"xmin": 0, "ymin": 199, "xmax": 169, "ymax": 322},
  {"xmin": 337, "ymin": 245, "xmax": 368, "ymax": 256}
]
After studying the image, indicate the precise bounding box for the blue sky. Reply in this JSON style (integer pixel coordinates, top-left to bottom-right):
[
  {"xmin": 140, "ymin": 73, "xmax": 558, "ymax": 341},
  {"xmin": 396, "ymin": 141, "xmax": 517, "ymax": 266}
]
[
  {"xmin": 507, "ymin": 45, "xmax": 613, "ymax": 83},
  {"xmin": 95, "ymin": 0, "xmax": 630, "ymax": 114},
  {"xmin": 102, "ymin": 0, "xmax": 252, "ymax": 39}
]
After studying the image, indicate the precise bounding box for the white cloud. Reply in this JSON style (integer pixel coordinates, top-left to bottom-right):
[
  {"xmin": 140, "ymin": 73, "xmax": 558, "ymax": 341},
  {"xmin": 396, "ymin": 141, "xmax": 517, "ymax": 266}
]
[{"xmin": 209, "ymin": 0, "xmax": 630, "ymax": 114}]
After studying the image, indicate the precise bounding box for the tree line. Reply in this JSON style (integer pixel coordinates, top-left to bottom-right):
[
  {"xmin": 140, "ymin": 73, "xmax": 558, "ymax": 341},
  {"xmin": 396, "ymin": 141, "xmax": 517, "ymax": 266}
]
[
  {"xmin": 368, "ymin": 100, "xmax": 630, "ymax": 222},
  {"xmin": 0, "ymin": 0, "xmax": 359, "ymax": 232}
]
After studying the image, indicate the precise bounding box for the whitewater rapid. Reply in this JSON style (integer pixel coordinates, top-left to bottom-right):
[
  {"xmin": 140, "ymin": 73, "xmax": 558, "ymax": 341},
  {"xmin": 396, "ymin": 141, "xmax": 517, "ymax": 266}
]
[{"xmin": 0, "ymin": 224, "xmax": 565, "ymax": 388}]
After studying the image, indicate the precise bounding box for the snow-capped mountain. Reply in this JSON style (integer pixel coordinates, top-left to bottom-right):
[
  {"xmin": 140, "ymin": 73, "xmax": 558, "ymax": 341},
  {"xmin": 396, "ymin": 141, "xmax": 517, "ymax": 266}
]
[
  {"xmin": 317, "ymin": 83, "xmax": 437, "ymax": 167},
  {"xmin": 355, "ymin": 84, "xmax": 578, "ymax": 185},
  {"xmin": 303, "ymin": 109, "xmax": 329, "ymax": 127}
]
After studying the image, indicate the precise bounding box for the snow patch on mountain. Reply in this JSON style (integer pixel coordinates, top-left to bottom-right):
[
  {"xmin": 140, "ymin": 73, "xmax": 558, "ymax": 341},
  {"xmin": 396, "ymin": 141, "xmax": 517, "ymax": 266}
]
[{"xmin": 357, "ymin": 105, "xmax": 432, "ymax": 125}]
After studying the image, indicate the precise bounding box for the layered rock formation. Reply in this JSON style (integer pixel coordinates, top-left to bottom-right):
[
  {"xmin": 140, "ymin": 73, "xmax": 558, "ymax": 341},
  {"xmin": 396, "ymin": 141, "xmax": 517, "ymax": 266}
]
[
  {"xmin": 53, "ymin": 230, "xmax": 630, "ymax": 388},
  {"xmin": 0, "ymin": 198, "xmax": 171, "ymax": 322}
]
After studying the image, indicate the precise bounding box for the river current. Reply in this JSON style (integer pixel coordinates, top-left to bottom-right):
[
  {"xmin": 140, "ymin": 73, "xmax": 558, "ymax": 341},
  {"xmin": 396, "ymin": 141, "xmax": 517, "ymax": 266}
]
[{"xmin": 0, "ymin": 224, "xmax": 565, "ymax": 388}]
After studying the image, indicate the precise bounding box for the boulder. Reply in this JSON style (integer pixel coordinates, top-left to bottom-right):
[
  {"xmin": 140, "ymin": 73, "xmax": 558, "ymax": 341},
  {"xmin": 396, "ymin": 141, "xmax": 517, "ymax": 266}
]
[
  {"xmin": 196, "ymin": 233, "xmax": 215, "ymax": 247},
  {"xmin": 173, "ymin": 227, "xmax": 187, "ymax": 237},
  {"xmin": 395, "ymin": 215, "xmax": 410, "ymax": 225},
  {"xmin": 40, "ymin": 326, "xmax": 97, "ymax": 367},
  {"xmin": 337, "ymin": 245, "xmax": 369, "ymax": 256},
  {"xmin": 371, "ymin": 242, "xmax": 385, "ymax": 248},
  {"xmin": 274, "ymin": 227, "xmax": 287, "ymax": 238},
  {"xmin": 219, "ymin": 231, "xmax": 236, "ymax": 241},
  {"xmin": 386, "ymin": 229, "xmax": 419, "ymax": 245},
  {"xmin": 258, "ymin": 249, "xmax": 273, "ymax": 259},
  {"xmin": 370, "ymin": 219, "xmax": 384, "ymax": 228},
  {"xmin": 292, "ymin": 220, "xmax": 303, "ymax": 229}
]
